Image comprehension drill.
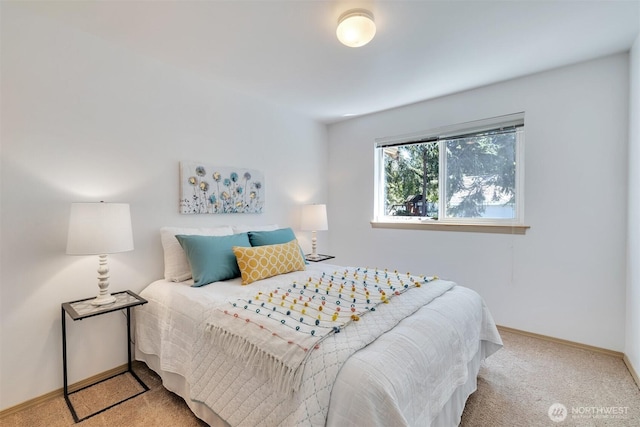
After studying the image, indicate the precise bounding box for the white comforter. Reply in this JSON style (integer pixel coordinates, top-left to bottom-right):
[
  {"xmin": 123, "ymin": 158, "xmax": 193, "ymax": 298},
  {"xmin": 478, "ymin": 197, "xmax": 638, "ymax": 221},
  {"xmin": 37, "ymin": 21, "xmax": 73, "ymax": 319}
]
[{"xmin": 135, "ymin": 264, "xmax": 502, "ymax": 426}]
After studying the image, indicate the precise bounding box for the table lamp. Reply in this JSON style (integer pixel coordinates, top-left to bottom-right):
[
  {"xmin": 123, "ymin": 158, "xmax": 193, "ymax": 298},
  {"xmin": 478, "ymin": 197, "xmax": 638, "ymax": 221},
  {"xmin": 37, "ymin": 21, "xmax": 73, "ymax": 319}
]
[
  {"xmin": 66, "ymin": 202, "xmax": 134, "ymax": 305},
  {"xmin": 300, "ymin": 204, "xmax": 328, "ymax": 261}
]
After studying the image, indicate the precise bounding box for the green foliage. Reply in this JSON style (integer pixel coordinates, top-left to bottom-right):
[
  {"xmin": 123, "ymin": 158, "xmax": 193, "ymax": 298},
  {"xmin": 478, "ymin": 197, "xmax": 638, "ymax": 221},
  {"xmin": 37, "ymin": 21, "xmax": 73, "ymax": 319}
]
[
  {"xmin": 445, "ymin": 131, "xmax": 516, "ymax": 217},
  {"xmin": 383, "ymin": 142, "xmax": 438, "ymax": 217},
  {"xmin": 383, "ymin": 130, "xmax": 516, "ymax": 218}
]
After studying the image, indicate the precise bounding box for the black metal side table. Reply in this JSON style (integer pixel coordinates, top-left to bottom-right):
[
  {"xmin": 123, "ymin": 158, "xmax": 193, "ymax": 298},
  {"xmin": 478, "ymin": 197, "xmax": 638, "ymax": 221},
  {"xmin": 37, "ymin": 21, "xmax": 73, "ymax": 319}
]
[{"xmin": 61, "ymin": 290, "xmax": 148, "ymax": 423}]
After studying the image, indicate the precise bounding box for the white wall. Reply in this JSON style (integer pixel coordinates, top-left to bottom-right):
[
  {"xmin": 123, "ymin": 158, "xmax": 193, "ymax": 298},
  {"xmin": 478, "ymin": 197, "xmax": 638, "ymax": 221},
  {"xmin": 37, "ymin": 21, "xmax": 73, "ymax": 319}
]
[
  {"xmin": 627, "ymin": 34, "xmax": 640, "ymax": 381},
  {"xmin": 328, "ymin": 54, "xmax": 629, "ymax": 352},
  {"xmin": 0, "ymin": 5, "xmax": 328, "ymax": 410}
]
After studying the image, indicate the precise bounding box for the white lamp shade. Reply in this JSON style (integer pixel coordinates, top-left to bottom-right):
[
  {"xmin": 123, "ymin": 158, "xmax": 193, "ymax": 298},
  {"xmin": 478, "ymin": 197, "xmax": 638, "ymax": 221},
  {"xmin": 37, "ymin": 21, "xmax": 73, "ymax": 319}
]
[
  {"xmin": 66, "ymin": 202, "xmax": 134, "ymax": 255},
  {"xmin": 336, "ymin": 9, "xmax": 376, "ymax": 48},
  {"xmin": 300, "ymin": 204, "xmax": 328, "ymax": 231}
]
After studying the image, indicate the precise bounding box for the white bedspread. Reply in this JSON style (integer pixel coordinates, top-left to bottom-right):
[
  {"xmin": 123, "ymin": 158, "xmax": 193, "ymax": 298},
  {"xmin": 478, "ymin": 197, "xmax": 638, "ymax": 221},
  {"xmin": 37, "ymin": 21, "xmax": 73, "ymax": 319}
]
[{"xmin": 135, "ymin": 264, "xmax": 502, "ymax": 426}]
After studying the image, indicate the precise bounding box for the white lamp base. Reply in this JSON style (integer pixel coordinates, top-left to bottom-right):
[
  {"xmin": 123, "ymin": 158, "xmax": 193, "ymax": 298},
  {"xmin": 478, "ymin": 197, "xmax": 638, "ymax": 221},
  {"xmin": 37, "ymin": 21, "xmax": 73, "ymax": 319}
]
[
  {"xmin": 92, "ymin": 254, "xmax": 116, "ymax": 305},
  {"xmin": 310, "ymin": 230, "xmax": 318, "ymax": 258},
  {"xmin": 91, "ymin": 294, "xmax": 116, "ymax": 306}
]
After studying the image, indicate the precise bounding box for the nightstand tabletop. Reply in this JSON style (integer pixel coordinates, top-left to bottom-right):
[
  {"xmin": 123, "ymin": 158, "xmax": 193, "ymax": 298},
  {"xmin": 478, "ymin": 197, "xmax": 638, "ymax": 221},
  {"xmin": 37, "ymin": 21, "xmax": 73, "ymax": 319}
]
[
  {"xmin": 305, "ymin": 254, "xmax": 335, "ymax": 262},
  {"xmin": 62, "ymin": 290, "xmax": 147, "ymax": 321}
]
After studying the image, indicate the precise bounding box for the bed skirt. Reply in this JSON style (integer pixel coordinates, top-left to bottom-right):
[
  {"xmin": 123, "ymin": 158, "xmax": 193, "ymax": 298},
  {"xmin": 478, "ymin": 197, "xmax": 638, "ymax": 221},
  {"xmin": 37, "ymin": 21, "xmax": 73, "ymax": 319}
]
[{"xmin": 136, "ymin": 338, "xmax": 499, "ymax": 427}]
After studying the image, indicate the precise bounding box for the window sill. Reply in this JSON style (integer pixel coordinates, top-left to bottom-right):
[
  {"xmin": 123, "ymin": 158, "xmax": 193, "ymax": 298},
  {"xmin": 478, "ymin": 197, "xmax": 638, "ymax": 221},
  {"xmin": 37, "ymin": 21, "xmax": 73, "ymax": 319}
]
[{"xmin": 370, "ymin": 220, "xmax": 529, "ymax": 235}]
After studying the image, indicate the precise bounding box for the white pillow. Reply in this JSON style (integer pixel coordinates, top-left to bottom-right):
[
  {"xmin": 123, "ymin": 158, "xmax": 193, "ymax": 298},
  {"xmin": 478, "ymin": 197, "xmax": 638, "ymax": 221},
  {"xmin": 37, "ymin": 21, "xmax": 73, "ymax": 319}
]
[
  {"xmin": 160, "ymin": 226, "xmax": 234, "ymax": 282},
  {"xmin": 231, "ymin": 224, "xmax": 279, "ymax": 234}
]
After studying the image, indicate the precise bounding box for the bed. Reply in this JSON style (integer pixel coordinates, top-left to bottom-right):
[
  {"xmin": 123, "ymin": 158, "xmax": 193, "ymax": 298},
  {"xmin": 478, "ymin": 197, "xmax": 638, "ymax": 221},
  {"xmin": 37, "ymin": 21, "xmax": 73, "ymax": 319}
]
[{"xmin": 134, "ymin": 226, "xmax": 503, "ymax": 426}]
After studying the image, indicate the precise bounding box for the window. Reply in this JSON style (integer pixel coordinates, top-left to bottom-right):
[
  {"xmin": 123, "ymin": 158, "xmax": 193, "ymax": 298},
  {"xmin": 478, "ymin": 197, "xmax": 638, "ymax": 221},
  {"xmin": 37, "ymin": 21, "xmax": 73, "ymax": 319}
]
[{"xmin": 374, "ymin": 113, "xmax": 525, "ymax": 229}]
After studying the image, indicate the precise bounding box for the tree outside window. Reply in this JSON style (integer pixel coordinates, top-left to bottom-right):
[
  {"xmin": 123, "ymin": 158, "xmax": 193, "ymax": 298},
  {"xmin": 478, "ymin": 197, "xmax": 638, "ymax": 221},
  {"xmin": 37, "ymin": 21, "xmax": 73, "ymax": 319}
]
[{"xmin": 377, "ymin": 118, "xmax": 523, "ymax": 223}]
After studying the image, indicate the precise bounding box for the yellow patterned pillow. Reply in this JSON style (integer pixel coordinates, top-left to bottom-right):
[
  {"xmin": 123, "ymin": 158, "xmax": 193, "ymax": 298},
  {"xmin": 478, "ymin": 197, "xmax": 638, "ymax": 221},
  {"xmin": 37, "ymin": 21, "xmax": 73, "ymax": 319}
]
[{"xmin": 232, "ymin": 239, "xmax": 306, "ymax": 285}]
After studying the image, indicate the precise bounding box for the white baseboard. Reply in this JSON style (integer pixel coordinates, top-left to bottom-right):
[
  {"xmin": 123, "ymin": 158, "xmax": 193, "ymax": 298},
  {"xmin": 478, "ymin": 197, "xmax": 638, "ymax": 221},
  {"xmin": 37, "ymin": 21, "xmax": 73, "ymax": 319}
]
[{"xmin": 623, "ymin": 354, "xmax": 640, "ymax": 390}]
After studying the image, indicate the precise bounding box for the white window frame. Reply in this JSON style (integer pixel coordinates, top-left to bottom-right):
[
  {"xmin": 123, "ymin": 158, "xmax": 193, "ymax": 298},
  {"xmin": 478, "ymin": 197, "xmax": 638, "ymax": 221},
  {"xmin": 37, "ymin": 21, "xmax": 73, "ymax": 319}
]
[{"xmin": 373, "ymin": 113, "xmax": 528, "ymax": 234}]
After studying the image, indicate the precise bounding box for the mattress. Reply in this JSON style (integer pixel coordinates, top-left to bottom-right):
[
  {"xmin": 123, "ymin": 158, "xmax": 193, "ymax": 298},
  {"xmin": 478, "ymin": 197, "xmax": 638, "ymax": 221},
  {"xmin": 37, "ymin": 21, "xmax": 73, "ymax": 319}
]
[{"xmin": 135, "ymin": 263, "xmax": 502, "ymax": 426}]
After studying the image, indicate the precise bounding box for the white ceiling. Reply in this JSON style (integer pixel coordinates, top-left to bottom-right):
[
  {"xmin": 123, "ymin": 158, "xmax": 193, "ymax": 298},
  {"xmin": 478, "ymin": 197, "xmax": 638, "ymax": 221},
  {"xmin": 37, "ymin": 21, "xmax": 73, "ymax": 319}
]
[{"xmin": 13, "ymin": 0, "xmax": 640, "ymax": 123}]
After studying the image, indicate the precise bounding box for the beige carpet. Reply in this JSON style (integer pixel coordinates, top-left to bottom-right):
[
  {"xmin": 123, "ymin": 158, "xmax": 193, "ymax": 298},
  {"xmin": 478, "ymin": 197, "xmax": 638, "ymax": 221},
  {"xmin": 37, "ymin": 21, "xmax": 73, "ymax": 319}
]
[
  {"xmin": 1, "ymin": 366, "xmax": 207, "ymax": 427},
  {"xmin": 461, "ymin": 331, "xmax": 640, "ymax": 426},
  {"xmin": 2, "ymin": 330, "xmax": 639, "ymax": 426}
]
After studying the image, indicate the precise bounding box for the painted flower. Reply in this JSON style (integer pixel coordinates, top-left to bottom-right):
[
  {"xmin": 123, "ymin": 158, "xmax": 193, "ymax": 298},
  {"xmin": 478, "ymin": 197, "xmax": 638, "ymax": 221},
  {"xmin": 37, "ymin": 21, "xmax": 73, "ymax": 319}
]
[
  {"xmin": 230, "ymin": 172, "xmax": 239, "ymax": 182},
  {"xmin": 196, "ymin": 166, "xmax": 206, "ymax": 177},
  {"xmin": 221, "ymin": 191, "xmax": 230, "ymax": 200},
  {"xmin": 188, "ymin": 176, "xmax": 197, "ymax": 185},
  {"xmin": 199, "ymin": 181, "xmax": 209, "ymax": 191},
  {"xmin": 213, "ymin": 172, "xmax": 221, "ymax": 182},
  {"xmin": 254, "ymin": 181, "xmax": 262, "ymax": 190},
  {"xmin": 244, "ymin": 172, "xmax": 252, "ymax": 180},
  {"xmin": 209, "ymin": 194, "xmax": 217, "ymax": 204},
  {"xmin": 223, "ymin": 178, "xmax": 231, "ymax": 187},
  {"xmin": 250, "ymin": 191, "xmax": 257, "ymax": 199},
  {"xmin": 236, "ymin": 187, "xmax": 243, "ymax": 195}
]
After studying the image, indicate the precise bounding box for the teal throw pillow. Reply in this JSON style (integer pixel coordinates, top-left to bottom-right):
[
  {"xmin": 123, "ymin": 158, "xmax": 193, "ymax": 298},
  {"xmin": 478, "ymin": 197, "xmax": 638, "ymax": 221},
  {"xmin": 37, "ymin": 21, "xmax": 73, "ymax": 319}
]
[
  {"xmin": 248, "ymin": 228, "xmax": 308, "ymax": 264},
  {"xmin": 175, "ymin": 233, "xmax": 251, "ymax": 287}
]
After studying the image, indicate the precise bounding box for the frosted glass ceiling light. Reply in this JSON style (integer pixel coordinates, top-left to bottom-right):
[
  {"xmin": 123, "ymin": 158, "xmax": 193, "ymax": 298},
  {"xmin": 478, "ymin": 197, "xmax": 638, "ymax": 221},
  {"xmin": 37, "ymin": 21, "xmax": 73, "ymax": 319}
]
[{"xmin": 336, "ymin": 9, "xmax": 376, "ymax": 47}]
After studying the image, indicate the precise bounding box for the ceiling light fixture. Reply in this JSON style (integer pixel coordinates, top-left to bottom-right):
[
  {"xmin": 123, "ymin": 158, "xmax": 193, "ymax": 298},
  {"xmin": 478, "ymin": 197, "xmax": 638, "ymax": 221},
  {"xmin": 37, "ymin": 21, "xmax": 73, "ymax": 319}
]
[{"xmin": 336, "ymin": 9, "xmax": 376, "ymax": 48}]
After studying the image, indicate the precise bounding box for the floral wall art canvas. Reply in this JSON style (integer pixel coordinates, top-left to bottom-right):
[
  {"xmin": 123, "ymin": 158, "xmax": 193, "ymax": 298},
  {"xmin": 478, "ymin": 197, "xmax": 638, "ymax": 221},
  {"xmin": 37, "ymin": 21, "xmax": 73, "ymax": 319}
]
[{"xmin": 180, "ymin": 162, "xmax": 264, "ymax": 214}]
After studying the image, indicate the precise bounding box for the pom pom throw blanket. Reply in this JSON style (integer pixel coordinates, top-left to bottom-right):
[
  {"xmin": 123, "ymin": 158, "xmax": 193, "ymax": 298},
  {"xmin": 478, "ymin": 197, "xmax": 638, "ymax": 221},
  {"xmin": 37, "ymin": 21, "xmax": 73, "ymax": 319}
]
[{"xmin": 204, "ymin": 268, "xmax": 445, "ymax": 394}]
